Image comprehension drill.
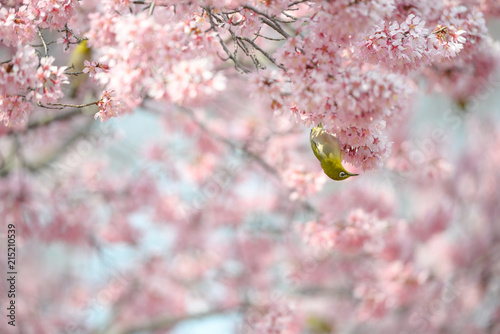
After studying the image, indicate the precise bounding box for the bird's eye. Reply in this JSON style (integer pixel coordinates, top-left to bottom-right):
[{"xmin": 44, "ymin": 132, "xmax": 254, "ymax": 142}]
[{"xmin": 339, "ymin": 171, "xmax": 346, "ymax": 178}]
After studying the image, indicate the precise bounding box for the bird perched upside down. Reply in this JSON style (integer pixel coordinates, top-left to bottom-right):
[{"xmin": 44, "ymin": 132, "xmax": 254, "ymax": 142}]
[{"xmin": 310, "ymin": 124, "xmax": 359, "ymax": 181}]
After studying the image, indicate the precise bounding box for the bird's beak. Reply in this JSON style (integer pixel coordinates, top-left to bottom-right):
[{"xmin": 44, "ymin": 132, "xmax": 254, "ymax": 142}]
[{"xmin": 347, "ymin": 172, "xmax": 359, "ymax": 177}]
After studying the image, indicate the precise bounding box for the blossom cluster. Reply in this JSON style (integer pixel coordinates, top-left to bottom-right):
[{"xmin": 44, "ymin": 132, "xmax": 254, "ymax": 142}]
[
  {"xmin": 29, "ymin": 0, "xmax": 80, "ymax": 30},
  {"xmin": 422, "ymin": 5, "xmax": 499, "ymax": 102},
  {"xmin": 0, "ymin": 0, "xmax": 79, "ymax": 46},
  {"xmin": 314, "ymin": 0, "xmax": 396, "ymax": 44},
  {"xmin": 94, "ymin": 90, "xmax": 125, "ymax": 122},
  {"xmin": 0, "ymin": 46, "xmax": 68, "ymax": 128},
  {"xmin": 33, "ymin": 56, "xmax": 68, "ymax": 104},
  {"xmin": 258, "ymin": 44, "xmax": 413, "ymax": 170},
  {"xmin": 303, "ymin": 208, "xmax": 387, "ymax": 253},
  {"xmin": 282, "ymin": 166, "xmax": 326, "ymax": 200},
  {"xmin": 0, "ymin": 3, "xmax": 36, "ymax": 46},
  {"xmin": 360, "ymin": 14, "xmax": 466, "ymax": 74},
  {"xmin": 86, "ymin": 10, "xmax": 226, "ymax": 115}
]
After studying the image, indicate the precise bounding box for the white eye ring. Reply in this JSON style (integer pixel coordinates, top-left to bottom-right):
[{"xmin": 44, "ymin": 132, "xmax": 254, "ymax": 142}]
[{"xmin": 339, "ymin": 171, "xmax": 346, "ymax": 178}]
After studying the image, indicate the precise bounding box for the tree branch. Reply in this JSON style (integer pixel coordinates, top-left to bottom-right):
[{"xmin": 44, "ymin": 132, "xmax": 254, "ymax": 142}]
[
  {"xmin": 98, "ymin": 307, "xmax": 237, "ymax": 334},
  {"xmin": 25, "ymin": 119, "xmax": 94, "ymax": 173},
  {"xmin": 205, "ymin": 8, "xmax": 251, "ymax": 73},
  {"xmin": 243, "ymin": 5, "xmax": 291, "ymax": 38},
  {"xmin": 181, "ymin": 106, "xmax": 279, "ymax": 177},
  {"xmin": 179, "ymin": 106, "xmax": 318, "ymax": 216},
  {"xmin": 7, "ymin": 108, "xmax": 86, "ymax": 137},
  {"xmin": 0, "ymin": 141, "xmax": 18, "ymax": 177},
  {"xmin": 238, "ymin": 36, "xmax": 286, "ymax": 71}
]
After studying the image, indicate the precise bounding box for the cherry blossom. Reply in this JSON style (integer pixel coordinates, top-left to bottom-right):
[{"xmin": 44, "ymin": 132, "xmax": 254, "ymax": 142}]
[
  {"xmin": 94, "ymin": 90, "xmax": 125, "ymax": 122},
  {"xmin": 82, "ymin": 60, "xmax": 109, "ymax": 81},
  {"xmin": 1, "ymin": 45, "xmax": 67, "ymax": 127},
  {"xmin": 1, "ymin": 1, "xmax": 500, "ymax": 333},
  {"xmin": 360, "ymin": 14, "xmax": 467, "ymax": 73},
  {"xmin": 27, "ymin": 0, "xmax": 80, "ymax": 30},
  {"xmin": 0, "ymin": 95, "xmax": 33, "ymax": 128},
  {"xmin": 0, "ymin": 4, "xmax": 37, "ymax": 46}
]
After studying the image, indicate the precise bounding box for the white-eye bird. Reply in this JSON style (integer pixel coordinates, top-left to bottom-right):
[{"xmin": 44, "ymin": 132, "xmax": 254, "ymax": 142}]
[
  {"xmin": 310, "ymin": 124, "xmax": 359, "ymax": 181},
  {"xmin": 67, "ymin": 40, "xmax": 92, "ymax": 98},
  {"xmin": 306, "ymin": 316, "xmax": 334, "ymax": 334}
]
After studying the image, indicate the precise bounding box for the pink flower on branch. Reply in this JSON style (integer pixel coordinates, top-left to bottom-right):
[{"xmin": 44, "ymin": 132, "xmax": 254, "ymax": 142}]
[
  {"xmin": 83, "ymin": 60, "xmax": 109, "ymax": 81},
  {"xmin": 313, "ymin": 0, "xmax": 396, "ymax": 44},
  {"xmin": 360, "ymin": 14, "xmax": 466, "ymax": 74},
  {"xmin": 32, "ymin": 56, "xmax": 69, "ymax": 104},
  {"xmin": 1, "ymin": 46, "xmax": 68, "ymax": 127},
  {"xmin": 0, "ymin": 45, "xmax": 39, "ymax": 96},
  {"xmin": 87, "ymin": 11, "xmax": 226, "ymax": 109},
  {"xmin": 26, "ymin": 0, "xmax": 80, "ymax": 30},
  {"xmin": 0, "ymin": 5, "xmax": 37, "ymax": 46},
  {"xmin": 427, "ymin": 25, "xmax": 466, "ymax": 59},
  {"xmin": 303, "ymin": 209, "xmax": 388, "ymax": 253},
  {"xmin": 94, "ymin": 90, "xmax": 125, "ymax": 122},
  {"xmin": 0, "ymin": 95, "xmax": 33, "ymax": 128}
]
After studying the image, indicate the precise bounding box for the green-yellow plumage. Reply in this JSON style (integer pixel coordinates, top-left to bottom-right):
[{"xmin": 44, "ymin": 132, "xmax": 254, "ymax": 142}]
[
  {"xmin": 310, "ymin": 124, "xmax": 358, "ymax": 181},
  {"xmin": 306, "ymin": 316, "xmax": 334, "ymax": 334},
  {"xmin": 68, "ymin": 40, "xmax": 92, "ymax": 98}
]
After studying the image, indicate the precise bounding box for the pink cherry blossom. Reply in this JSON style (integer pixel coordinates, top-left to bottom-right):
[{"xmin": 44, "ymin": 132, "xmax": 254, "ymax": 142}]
[
  {"xmin": 83, "ymin": 60, "xmax": 109, "ymax": 80},
  {"xmin": 1, "ymin": 45, "xmax": 67, "ymax": 127},
  {"xmin": 0, "ymin": 94, "xmax": 33, "ymax": 128},
  {"xmin": 26, "ymin": 0, "xmax": 80, "ymax": 30},
  {"xmin": 32, "ymin": 56, "xmax": 68, "ymax": 104},
  {"xmin": 94, "ymin": 90, "xmax": 125, "ymax": 122},
  {"xmin": 1, "ymin": 1, "xmax": 500, "ymax": 333},
  {"xmin": 282, "ymin": 166, "xmax": 326, "ymax": 200}
]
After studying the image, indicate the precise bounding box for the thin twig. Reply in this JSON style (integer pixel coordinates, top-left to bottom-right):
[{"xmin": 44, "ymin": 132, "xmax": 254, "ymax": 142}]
[
  {"xmin": 37, "ymin": 27, "xmax": 48, "ymax": 57},
  {"xmin": 238, "ymin": 36, "xmax": 286, "ymax": 70},
  {"xmin": 243, "ymin": 5, "xmax": 290, "ymax": 38},
  {"xmin": 207, "ymin": 7, "xmax": 287, "ymax": 70},
  {"xmin": 64, "ymin": 70, "xmax": 86, "ymax": 76},
  {"xmin": 205, "ymin": 8, "xmax": 250, "ymax": 73},
  {"xmin": 61, "ymin": 24, "xmax": 87, "ymax": 50},
  {"xmin": 256, "ymin": 34, "xmax": 286, "ymax": 41},
  {"xmin": 63, "ymin": 24, "xmax": 86, "ymax": 43},
  {"xmin": 281, "ymin": 11, "xmax": 298, "ymax": 20},
  {"xmin": 289, "ymin": 0, "xmax": 310, "ymax": 7},
  {"xmin": 30, "ymin": 40, "xmax": 59, "ymax": 48},
  {"xmin": 37, "ymin": 101, "xmax": 99, "ymax": 110},
  {"xmin": 235, "ymin": 34, "xmax": 250, "ymax": 56}
]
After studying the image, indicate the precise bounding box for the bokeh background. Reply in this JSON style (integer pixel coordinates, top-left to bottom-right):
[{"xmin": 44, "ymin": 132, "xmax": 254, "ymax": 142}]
[{"xmin": 1, "ymin": 2, "xmax": 500, "ymax": 334}]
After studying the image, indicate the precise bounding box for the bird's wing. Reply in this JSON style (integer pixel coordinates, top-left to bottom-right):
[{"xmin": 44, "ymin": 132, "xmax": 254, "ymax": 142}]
[{"xmin": 310, "ymin": 127, "xmax": 342, "ymax": 162}]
